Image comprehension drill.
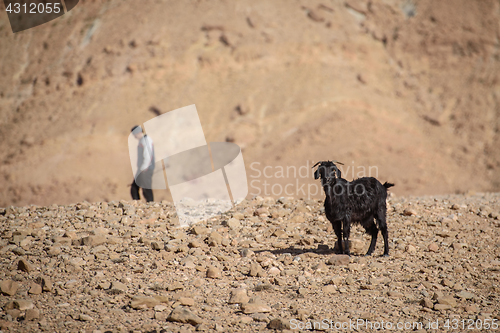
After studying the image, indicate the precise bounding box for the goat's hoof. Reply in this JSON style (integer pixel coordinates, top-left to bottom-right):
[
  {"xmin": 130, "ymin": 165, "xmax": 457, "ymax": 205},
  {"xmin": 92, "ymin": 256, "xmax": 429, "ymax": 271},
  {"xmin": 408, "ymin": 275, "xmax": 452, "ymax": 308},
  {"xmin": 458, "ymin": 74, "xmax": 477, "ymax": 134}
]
[
  {"xmin": 364, "ymin": 253, "xmax": 373, "ymax": 257},
  {"xmin": 382, "ymin": 253, "xmax": 389, "ymax": 257}
]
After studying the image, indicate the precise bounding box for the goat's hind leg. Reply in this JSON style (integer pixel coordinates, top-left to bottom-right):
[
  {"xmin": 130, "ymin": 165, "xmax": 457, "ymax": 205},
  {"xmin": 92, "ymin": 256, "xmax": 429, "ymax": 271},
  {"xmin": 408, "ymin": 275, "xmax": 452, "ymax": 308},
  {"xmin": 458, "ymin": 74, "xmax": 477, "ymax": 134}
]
[
  {"xmin": 380, "ymin": 224, "xmax": 389, "ymax": 256},
  {"xmin": 376, "ymin": 206, "xmax": 389, "ymax": 256},
  {"xmin": 364, "ymin": 218, "xmax": 379, "ymax": 256}
]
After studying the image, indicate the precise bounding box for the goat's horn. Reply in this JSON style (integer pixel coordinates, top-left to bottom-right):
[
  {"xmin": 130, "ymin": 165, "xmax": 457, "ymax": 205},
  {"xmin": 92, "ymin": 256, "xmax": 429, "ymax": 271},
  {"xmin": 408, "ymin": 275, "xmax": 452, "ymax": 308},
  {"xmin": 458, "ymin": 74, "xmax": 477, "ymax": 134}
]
[
  {"xmin": 312, "ymin": 161, "xmax": 321, "ymax": 168},
  {"xmin": 331, "ymin": 160, "xmax": 344, "ymax": 165}
]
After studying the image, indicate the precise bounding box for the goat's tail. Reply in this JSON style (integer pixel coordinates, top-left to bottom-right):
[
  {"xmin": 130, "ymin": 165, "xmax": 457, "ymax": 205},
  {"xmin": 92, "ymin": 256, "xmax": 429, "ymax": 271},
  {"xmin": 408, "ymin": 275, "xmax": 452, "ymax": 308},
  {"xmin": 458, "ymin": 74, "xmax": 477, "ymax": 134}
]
[{"xmin": 383, "ymin": 182, "xmax": 395, "ymax": 189}]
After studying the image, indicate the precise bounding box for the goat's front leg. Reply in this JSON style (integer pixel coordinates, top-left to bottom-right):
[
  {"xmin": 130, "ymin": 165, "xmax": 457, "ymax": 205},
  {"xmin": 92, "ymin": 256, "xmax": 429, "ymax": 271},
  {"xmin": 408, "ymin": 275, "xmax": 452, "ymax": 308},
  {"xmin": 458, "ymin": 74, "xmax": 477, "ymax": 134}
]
[
  {"xmin": 332, "ymin": 221, "xmax": 343, "ymax": 254},
  {"xmin": 342, "ymin": 218, "xmax": 351, "ymax": 255}
]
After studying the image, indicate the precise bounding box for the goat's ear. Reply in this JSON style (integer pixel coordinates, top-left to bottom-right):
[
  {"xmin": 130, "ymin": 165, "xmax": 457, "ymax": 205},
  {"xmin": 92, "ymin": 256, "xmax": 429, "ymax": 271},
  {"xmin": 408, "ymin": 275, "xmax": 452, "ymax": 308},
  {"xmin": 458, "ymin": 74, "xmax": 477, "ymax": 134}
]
[{"xmin": 313, "ymin": 168, "xmax": 320, "ymax": 179}]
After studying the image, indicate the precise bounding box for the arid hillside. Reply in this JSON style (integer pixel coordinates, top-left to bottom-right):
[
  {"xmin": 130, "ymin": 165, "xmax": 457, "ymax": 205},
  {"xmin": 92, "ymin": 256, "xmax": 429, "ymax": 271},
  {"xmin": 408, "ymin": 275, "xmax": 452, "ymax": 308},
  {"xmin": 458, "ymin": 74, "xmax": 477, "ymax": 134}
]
[{"xmin": 0, "ymin": 0, "xmax": 500, "ymax": 206}]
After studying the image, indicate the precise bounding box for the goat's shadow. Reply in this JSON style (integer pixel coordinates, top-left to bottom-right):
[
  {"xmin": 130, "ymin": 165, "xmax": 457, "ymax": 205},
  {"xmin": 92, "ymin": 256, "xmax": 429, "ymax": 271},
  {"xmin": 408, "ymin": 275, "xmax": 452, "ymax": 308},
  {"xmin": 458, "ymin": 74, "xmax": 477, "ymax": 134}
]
[
  {"xmin": 252, "ymin": 244, "xmax": 386, "ymax": 258},
  {"xmin": 253, "ymin": 244, "xmax": 335, "ymax": 256}
]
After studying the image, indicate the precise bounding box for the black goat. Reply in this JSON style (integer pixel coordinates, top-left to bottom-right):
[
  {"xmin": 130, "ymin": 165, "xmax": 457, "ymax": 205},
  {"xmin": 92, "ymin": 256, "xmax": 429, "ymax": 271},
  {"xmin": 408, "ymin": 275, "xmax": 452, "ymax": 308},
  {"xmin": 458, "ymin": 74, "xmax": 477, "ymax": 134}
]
[{"xmin": 313, "ymin": 161, "xmax": 394, "ymax": 256}]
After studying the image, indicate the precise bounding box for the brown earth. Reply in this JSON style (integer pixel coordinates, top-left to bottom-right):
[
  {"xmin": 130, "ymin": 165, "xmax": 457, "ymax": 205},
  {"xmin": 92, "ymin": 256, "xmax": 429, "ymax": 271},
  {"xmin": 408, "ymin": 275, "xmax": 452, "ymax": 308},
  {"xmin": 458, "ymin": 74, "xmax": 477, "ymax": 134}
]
[
  {"xmin": 1, "ymin": 0, "xmax": 500, "ymax": 207},
  {"xmin": 0, "ymin": 193, "xmax": 499, "ymax": 332}
]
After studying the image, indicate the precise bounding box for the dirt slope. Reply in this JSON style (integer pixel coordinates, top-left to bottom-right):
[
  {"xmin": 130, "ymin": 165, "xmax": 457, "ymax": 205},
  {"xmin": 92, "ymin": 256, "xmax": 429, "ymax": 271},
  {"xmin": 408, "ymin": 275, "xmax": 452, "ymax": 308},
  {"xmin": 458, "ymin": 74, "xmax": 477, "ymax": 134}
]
[{"xmin": 0, "ymin": 0, "xmax": 499, "ymax": 206}]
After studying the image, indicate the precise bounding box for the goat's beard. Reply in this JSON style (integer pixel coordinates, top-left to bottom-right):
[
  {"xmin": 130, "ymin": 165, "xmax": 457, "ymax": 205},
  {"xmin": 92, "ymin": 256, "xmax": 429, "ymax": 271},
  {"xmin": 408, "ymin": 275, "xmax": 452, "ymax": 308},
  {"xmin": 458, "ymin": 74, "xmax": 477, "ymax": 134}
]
[{"xmin": 321, "ymin": 177, "xmax": 336, "ymax": 189}]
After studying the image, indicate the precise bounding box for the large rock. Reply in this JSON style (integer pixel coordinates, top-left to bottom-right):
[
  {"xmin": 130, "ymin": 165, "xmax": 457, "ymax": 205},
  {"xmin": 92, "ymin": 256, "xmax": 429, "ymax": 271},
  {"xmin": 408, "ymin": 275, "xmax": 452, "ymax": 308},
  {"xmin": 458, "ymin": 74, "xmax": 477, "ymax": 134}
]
[
  {"xmin": 167, "ymin": 282, "xmax": 184, "ymax": 291},
  {"xmin": 167, "ymin": 306, "xmax": 203, "ymax": 326},
  {"xmin": 109, "ymin": 281, "xmax": 127, "ymax": 294},
  {"xmin": 437, "ymin": 296, "xmax": 457, "ymax": 307},
  {"xmin": 206, "ymin": 266, "xmax": 221, "ymax": 279},
  {"xmin": 226, "ymin": 218, "xmax": 241, "ymax": 229},
  {"xmin": 434, "ymin": 303, "xmax": 452, "ymax": 311},
  {"xmin": 207, "ymin": 231, "xmax": 222, "ymax": 246},
  {"xmin": 191, "ymin": 225, "xmax": 209, "ymax": 235},
  {"xmin": 403, "ymin": 209, "xmax": 417, "ymax": 216},
  {"xmin": 18, "ymin": 258, "xmax": 34, "ymax": 273},
  {"xmin": 1, "ymin": 280, "xmax": 19, "ymax": 296},
  {"xmin": 349, "ymin": 239, "xmax": 365, "ymax": 254},
  {"xmin": 268, "ymin": 318, "xmax": 291, "ymax": 330},
  {"xmin": 35, "ymin": 276, "xmax": 52, "ymax": 292},
  {"xmin": 14, "ymin": 299, "xmax": 34, "ymax": 311},
  {"xmin": 241, "ymin": 298, "xmax": 272, "ymax": 314},
  {"xmin": 179, "ymin": 297, "xmax": 195, "ymax": 306},
  {"xmin": 326, "ymin": 255, "xmax": 350, "ymax": 266},
  {"xmin": 76, "ymin": 235, "xmax": 107, "ymax": 246},
  {"xmin": 249, "ymin": 263, "xmax": 263, "ymax": 277},
  {"xmin": 28, "ymin": 282, "xmax": 42, "ymax": 295},
  {"xmin": 457, "ymin": 291, "xmax": 475, "ymax": 300},
  {"xmin": 428, "ymin": 243, "xmax": 439, "ymax": 252},
  {"xmin": 420, "ymin": 298, "xmax": 433, "ymax": 309},
  {"xmin": 130, "ymin": 296, "xmax": 160, "ymax": 309},
  {"xmin": 25, "ymin": 308, "xmax": 40, "ymax": 321},
  {"xmin": 228, "ymin": 288, "xmax": 250, "ymax": 304},
  {"xmin": 78, "ymin": 314, "xmax": 93, "ymax": 321}
]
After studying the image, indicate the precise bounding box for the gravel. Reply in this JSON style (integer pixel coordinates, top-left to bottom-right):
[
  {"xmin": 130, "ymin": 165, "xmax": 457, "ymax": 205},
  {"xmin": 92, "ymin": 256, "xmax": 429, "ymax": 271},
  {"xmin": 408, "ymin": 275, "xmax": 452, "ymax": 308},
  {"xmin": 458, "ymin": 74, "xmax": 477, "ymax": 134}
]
[{"xmin": 0, "ymin": 193, "xmax": 499, "ymax": 332}]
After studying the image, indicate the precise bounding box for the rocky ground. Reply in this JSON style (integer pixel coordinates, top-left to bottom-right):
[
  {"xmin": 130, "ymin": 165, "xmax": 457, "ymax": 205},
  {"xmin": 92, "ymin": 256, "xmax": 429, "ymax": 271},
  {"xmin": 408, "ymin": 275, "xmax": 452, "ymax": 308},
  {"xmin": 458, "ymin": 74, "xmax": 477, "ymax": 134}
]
[{"xmin": 1, "ymin": 193, "xmax": 500, "ymax": 333}]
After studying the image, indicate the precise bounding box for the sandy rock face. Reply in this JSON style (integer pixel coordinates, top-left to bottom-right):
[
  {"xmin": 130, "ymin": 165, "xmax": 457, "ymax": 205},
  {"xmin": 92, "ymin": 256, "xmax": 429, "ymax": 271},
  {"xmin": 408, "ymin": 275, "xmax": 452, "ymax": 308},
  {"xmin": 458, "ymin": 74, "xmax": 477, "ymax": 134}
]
[
  {"xmin": 0, "ymin": 193, "xmax": 499, "ymax": 331},
  {"xmin": 1, "ymin": 0, "xmax": 500, "ymax": 210}
]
